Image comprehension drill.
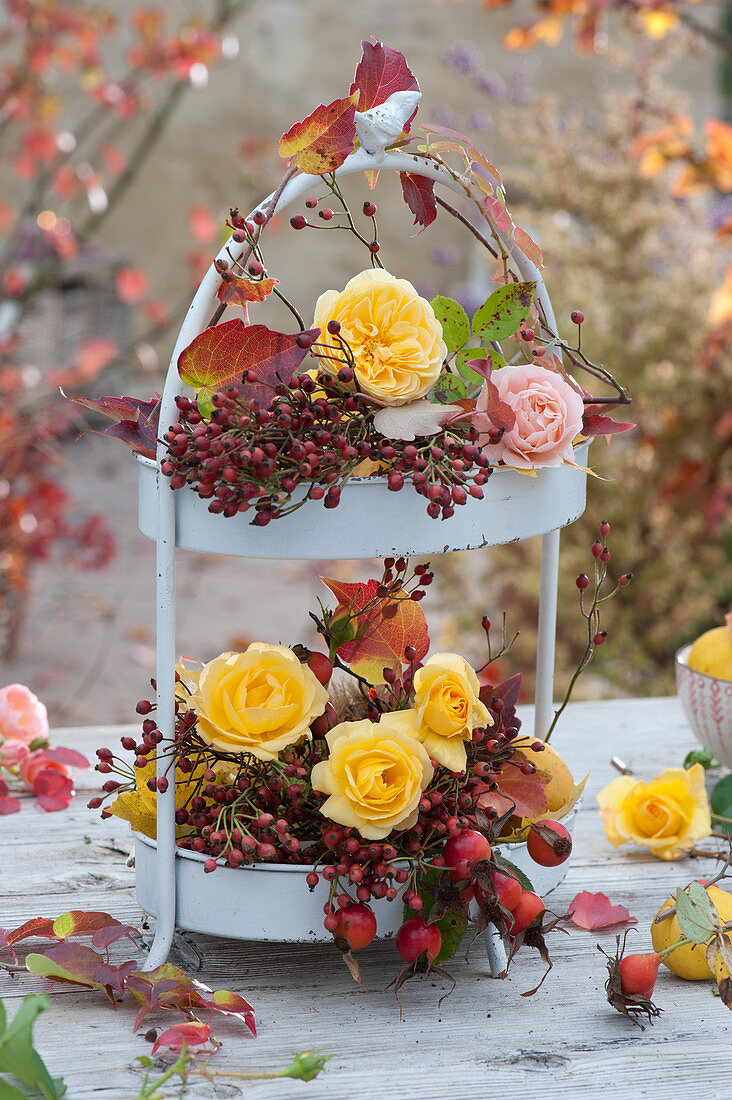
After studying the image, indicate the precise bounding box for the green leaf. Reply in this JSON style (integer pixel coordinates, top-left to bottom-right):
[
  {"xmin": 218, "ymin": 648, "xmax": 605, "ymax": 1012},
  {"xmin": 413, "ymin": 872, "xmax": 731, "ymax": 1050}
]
[
  {"xmin": 472, "ymin": 282, "xmax": 536, "ymax": 341},
  {"xmin": 0, "ymin": 1077, "xmax": 30, "ymax": 1099},
  {"xmin": 432, "ymin": 910, "xmax": 467, "ymax": 966},
  {"xmin": 0, "ymin": 995, "xmax": 65, "ymax": 1100},
  {"xmin": 492, "ymin": 852, "xmax": 534, "ymax": 892},
  {"xmin": 405, "ymin": 866, "xmax": 467, "ymax": 965},
  {"xmin": 711, "ymin": 774, "xmax": 732, "ymax": 833},
  {"xmin": 675, "ymin": 882, "xmax": 718, "ymax": 944},
  {"xmin": 136, "ymin": 1056, "xmax": 154, "ymax": 1069},
  {"xmin": 430, "ymin": 296, "xmax": 470, "ymax": 355},
  {"xmin": 456, "ymin": 348, "xmax": 506, "ymax": 388},
  {"xmin": 432, "ymin": 373, "xmax": 469, "ymax": 403},
  {"xmin": 51, "ymin": 915, "xmax": 73, "ymax": 941},
  {"xmin": 684, "ymin": 748, "xmax": 716, "ymax": 770}
]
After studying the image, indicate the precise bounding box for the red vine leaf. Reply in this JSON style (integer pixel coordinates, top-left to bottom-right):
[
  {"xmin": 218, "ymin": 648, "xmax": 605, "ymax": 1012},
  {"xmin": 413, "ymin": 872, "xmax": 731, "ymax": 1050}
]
[
  {"xmin": 5, "ymin": 918, "xmax": 57, "ymax": 949},
  {"xmin": 569, "ymin": 891, "xmax": 637, "ymax": 931},
  {"xmin": 151, "ymin": 1021, "xmax": 212, "ymax": 1054},
  {"xmin": 321, "ymin": 577, "xmax": 429, "ymax": 682},
  {"xmin": 399, "ymin": 172, "xmax": 437, "ymax": 229},
  {"xmin": 581, "ymin": 414, "xmax": 635, "ymax": 438},
  {"xmin": 216, "ymin": 276, "xmax": 279, "ymax": 309},
  {"xmin": 210, "ymin": 989, "xmax": 257, "ymax": 1035},
  {"xmin": 72, "ymin": 394, "xmax": 160, "ymax": 460},
  {"xmin": 177, "ymin": 320, "xmax": 319, "ymax": 415},
  {"xmin": 279, "ymin": 94, "xmax": 358, "ymax": 174},
  {"xmin": 25, "ymin": 943, "xmax": 133, "ymax": 1005},
  {"xmin": 51, "ymin": 911, "xmax": 126, "ymax": 940},
  {"xmin": 350, "ymin": 40, "xmax": 419, "ymax": 125},
  {"xmin": 470, "ymin": 365, "xmax": 516, "ymax": 432}
]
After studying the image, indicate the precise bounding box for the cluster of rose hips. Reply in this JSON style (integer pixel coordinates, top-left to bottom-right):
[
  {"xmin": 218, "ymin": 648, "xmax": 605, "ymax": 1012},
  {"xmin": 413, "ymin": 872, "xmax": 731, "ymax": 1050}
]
[{"xmin": 161, "ymin": 354, "xmax": 495, "ymax": 525}]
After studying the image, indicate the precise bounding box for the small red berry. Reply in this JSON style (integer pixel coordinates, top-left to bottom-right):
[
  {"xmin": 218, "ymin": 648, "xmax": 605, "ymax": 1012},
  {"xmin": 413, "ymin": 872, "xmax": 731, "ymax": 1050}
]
[
  {"xmin": 290, "ymin": 215, "xmax": 307, "ymax": 230},
  {"xmin": 363, "ymin": 201, "xmax": 377, "ymax": 216},
  {"xmin": 576, "ymin": 573, "xmax": 590, "ymax": 590},
  {"xmin": 570, "ymin": 309, "xmax": 584, "ymax": 324}
]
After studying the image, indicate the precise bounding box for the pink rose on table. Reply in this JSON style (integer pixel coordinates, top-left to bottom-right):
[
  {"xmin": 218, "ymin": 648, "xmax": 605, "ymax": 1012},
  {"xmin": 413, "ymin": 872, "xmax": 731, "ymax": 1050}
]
[
  {"xmin": 476, "ymin": 364, "xmax": 584, "ymax": 470},
  {"xmin": 0, "ymin": 739, "xmax": 31, "ymax": 771},
  {"xmin": 0, "ymin": 683, "xmax": 49, "ymax": 744},
  {"xmin": 19, "ymin": 751, "xmax": 69, "ymax": 792}
]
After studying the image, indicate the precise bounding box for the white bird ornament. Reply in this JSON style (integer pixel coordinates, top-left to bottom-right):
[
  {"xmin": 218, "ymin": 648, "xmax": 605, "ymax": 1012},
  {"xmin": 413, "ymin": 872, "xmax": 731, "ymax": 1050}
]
[{"xmin": 354, "ymin": 90, "xmax": 422, "ymax": 156}]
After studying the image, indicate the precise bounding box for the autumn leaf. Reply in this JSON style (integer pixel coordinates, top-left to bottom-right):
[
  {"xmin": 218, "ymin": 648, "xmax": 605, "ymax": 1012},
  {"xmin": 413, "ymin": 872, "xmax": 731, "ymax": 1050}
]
[
  {"xmin": 373, "ymin": 399, "xmax": 464, "ymax": 441},
  {"xmin": 483, "ymin": 194, "xmax": 513, "ymax": 235},
  {"xmin": 71, "ymin": 394, "xmax": 160, "ymax": 459},
  {"xmin": 581, "ymin": 414, "xmax": 635, "ymax": 438},
  {"xmin": 321, "ymin": 577, "xmax": 429, "ymax": 683},
  {"xmin": 4, "ymin": 918, "xmax": 57, "ymax": 949},
  {"xmin": 569, "ymin": 891, "xmax": 637, "ymax": 931},
  {"xmin": 399, "ymin": 172, "xmax": 437, "ymax": 229},
  {"xmin": 512, "ymin": 226, "xmax": 544, "ymax": 267},
  {"xmin": 478, "ymin": 764, "xmax": 548, "ymax": 820},
  {"xmin": 350, "ymin": 40, "xmax": 419, "ymax": 121},
  {"xmin": 152, "ymin": 1021, "xmax": 213, "ymax": 1054},
  {"xmin": 32, "ymin": 771, "xmax": 74, "ymax": 812},
  {"xmin": 279, "ymin": 94, "xmax": 358, "ymax": 174},
  {"xmin": 216, "ymin": 276, "xmax": 279, "ymax": 309},
  {"xmin": 177, "ymin": 320, "xmax": 319, "ymax": 415}
]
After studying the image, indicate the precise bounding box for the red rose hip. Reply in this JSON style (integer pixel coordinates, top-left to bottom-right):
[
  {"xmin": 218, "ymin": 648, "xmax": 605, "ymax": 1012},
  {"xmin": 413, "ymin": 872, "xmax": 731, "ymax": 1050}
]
[
  {"xmin": 395, "ymin": 917, "xmax": 442, "ymax": 963},
  {"xmin": 526, "ymin": 819, "xmax": 572, "ymax": 867},
  {"xmin": 619, "ymin": 952, "xmax": 661, "ymax": 999}
]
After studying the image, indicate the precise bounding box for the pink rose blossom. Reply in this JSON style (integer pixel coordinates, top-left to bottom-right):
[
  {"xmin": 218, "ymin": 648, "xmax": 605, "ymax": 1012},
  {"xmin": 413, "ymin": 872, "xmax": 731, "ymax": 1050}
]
[
  {"xmin": 19, "ymin": 751, "xmax": 69, "ymax": 792},
  {"xmin": 0, "ymin": 739, "xmax": 31, "ymax": 771},
  {"xmin": 475, "ymin": 364, "xmax": 584, "ymax": 470},
  {"xmin": 0, "ymin": 684, "xmax": 48, "ymax": 744}
]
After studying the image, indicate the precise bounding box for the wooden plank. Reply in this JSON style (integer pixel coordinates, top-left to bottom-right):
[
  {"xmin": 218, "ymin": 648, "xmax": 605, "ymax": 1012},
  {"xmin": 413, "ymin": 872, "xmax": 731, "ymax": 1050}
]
[{"xmin": 1, "ymin": 698, "xmax": 730, "ymax": 1099}]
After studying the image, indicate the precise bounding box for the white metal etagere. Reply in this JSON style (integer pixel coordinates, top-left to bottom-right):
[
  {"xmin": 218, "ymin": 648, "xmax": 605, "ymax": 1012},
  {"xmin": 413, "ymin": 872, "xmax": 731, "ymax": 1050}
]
[{"xmin": 136, "ymin": 145, "xmax": 588, "ymax": 973}]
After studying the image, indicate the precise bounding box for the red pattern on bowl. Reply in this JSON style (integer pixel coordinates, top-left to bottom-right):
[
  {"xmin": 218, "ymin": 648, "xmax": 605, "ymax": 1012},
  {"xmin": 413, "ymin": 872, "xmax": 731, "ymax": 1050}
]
[{"xmin": 676, "ymin": 643, "xmax": 732, "ymax": 769}]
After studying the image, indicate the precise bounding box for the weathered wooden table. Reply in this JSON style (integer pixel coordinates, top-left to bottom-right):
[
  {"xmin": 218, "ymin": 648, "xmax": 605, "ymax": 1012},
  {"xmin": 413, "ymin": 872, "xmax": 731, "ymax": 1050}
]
[{"xmin": 2, "ymin": 697, "xmax": 730, "ymax": 1099}]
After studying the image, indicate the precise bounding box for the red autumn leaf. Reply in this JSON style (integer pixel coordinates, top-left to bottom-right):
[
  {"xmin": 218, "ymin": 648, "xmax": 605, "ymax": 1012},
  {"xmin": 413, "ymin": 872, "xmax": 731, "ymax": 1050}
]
[
  {"xmin": 0, "ymin": 778, "xmax": 21, "ymax": 816},
  {"xmin": 279, "ymin": 94, "xmax": 358, "ymax": 175},
  {"xmin": 216, "ymin": 276, "xmax": 279, "ymax": 309},
  {"xmin": 114, "ymin": 266, "xmax": 149, "ymax": 304},
  {"xmin": 350, "ymin": 40, "xmax": 420, "ymax": 126},
  {"xmin": 25, "ymin": 942, "xmax": 134, "ymax": 1005},
  {"xmin": 152, "ymin": 1021, "xmax": 212, "ymax": 1054},
  {"xmin": 484, "ymin": 194, "xmax": 513, "ymax": 235},
  {"xmin": 512, "ymin": 226, "xmax": 544, "ymax": 267},
  {"xmin": 581, "ymin": 414, "xmax": 636, "ymax": 438},
  {"xmin": 177, "ymin": 320, "xmax": 319, "ymax": 414},
  {"xmin": 33, "ymin": 770, "xmax": 74, "ymax": 811},
  {"xmin": 478, "ymin": 764, "xmax": 548, "ymax": 819},
  {"xmin": 51, "ymin": 911, "xmax": 125, "ymax": 940},
  {"xmin": 210, "ymin": 989, "xmax": 257, "ymax": 1036},
  {"xmin": 92, "ymin": 923, "xmax": 140, "ymax": 950},
  {"xmin": 72, "ymin": 394, "xmax": 160, "ymax": 459},
  {"xmin": 321, "ymin": 577, "xmax": 429, "ymax": 681},
  {"xmin": 468, "ymin": 364, "xmax": 516, "ymax": 432},
  {"xmin": 568, "ymin": 891, "xmax": 637, "ymax": 931},
  {"xmin": 5, "ymin": 917, "xmax": 57, "ymax": 949},
  {"xmin": 36, "ymin": 747, "xmax": 89, "ymax": 769},
  {"xmin": 399, "ymin": 172, "xmax": 437, "ymax": 229}
]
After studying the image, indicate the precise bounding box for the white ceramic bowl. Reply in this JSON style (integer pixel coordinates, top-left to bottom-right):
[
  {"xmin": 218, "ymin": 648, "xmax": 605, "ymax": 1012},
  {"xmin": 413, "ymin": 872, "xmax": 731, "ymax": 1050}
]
[
  {"xmin": 676, "ymin": 642, "xmax": 732, "ymax": 769},
  {"xmin": 134, "ymin": 803, "xmax": 580, "ymax": 944}
]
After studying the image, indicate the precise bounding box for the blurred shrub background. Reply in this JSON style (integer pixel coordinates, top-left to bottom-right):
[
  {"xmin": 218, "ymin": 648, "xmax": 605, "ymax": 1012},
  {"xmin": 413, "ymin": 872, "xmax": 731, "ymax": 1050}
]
[{"xmin": 1, "ymin": 0, "xmax": 729, "ymax": 720}]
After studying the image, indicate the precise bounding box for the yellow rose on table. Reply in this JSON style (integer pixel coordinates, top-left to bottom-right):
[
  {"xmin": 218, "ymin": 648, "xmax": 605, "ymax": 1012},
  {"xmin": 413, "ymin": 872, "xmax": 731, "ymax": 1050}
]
[
  {"xmin": 313, "ymin": 269, "xmax": 446, "ymax": 406},
  {"xmin": 188, "ymin": 644, "xmax": 329, "ymax": 761},
  {"xmin": 597, "ymin": 764, "xmax": 711, "ymax": 861},
  {"xmin": 412, "ymin": 653, "xmax": 492, "ymax": 773},
  {"xmin": 310, "ymin": 713, "xmax": 434, "ymax": 840}
]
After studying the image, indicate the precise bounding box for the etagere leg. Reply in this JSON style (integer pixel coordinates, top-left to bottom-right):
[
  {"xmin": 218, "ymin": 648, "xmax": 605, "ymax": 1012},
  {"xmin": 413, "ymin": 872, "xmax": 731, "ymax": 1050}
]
[
  {"xmin": 534, "ymin": 527, "xmax": 561, "ymax": 741},
  {"xmin": 144, "ymin": 465, "xmax": 178, "ymax": 970}
]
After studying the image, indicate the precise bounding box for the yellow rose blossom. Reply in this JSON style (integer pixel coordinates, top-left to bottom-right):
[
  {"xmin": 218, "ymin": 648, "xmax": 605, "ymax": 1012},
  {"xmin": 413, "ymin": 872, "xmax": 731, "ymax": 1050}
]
[
  {"xmin": 412, "ymin": 653, "xmax": 492, "ymax": 773},
  {"xmin": 188, "ymin": 644, "xmax": 329, "ymax": 761},
  {"xmin": 312, "ymin": 268, "xmax": 447, "ymax": 405},
  {"xmin": 597, "ymin": 764, "xmax": 711, "ymax": 861},
  {"xmin": 310, "ymin": 713, "xmax": 434, "ymax": 840}
]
